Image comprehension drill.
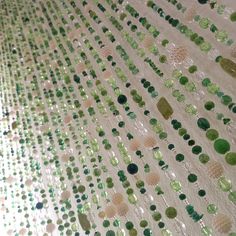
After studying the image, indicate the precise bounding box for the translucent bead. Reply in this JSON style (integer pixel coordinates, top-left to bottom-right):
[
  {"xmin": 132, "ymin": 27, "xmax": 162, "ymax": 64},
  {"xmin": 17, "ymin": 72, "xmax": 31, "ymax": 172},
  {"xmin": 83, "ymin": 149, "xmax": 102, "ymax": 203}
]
[
  {"xmin": 228, "ymin": 191, "xmax": 236, "ymax": 203},
  {"xmin": 110, "ymin": 157, "xmax": 119, "ymax": 166},
  {"xmin": 153, "ymin": 148, "xmax": 163, "ymax": 160},
  {"xmin": 207, "ymin": 204, "xmax": 218, "ymax": 214},
  {"xmin": 170, "ymin": 180, "xmax": 182, "ymax": 191},
  {"xmin": 116, "ymin": 228, "xmax": 125, "ymax": 236},
  {"xmin": 161, "ymin": 229, "xmax": 172, "ymax": 236},
  {"xmin": 201, "ymin": 226, "xmax": 212, "ymax": 236},
  {"xmin": 174, "ymin": 219, "xmax": 187, "ymax": 235},
  {"xmin": 128, "ymin": 194, "xmax": 138, "ymax": 204},
  {"xmin": 218, "ymin": 176, "xmax": 232, "ymax": 192}
]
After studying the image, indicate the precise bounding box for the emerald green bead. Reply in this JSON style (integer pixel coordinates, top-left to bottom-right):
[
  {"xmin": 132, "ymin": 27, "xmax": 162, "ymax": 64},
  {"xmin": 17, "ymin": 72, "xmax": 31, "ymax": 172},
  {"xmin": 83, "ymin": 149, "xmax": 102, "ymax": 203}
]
[
  {"xmin": 143, "ymin": 228, "xmax": 152, "ymax": 236},
  {"xmin": 218, "ymin": 176, "xmax": 232, "ymax": 192},
  {"xmin": 214, "ymin": 139, "xmax": 230, "ymax": 154},
  {"xmin": 197, "ymin": 118, "xmax": 210, "ymax": 131},
  {"xmin": 126, "ymin": 221, "xmax": 134, "ymax": 230}
]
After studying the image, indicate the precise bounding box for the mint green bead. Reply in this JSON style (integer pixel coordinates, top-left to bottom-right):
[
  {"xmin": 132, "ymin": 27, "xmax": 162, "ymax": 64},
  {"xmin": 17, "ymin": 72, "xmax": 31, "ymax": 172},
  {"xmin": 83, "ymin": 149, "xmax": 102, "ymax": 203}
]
[
  {"xmin": 201, "ymin": 226, "xmax": 212, "ymax": 236},
  {"xmin": 170, "ymin": 180, "xmax": 182, "ymax": 191},
  {"xmin": 218, "ymin": 177, "xmax": 232, "ymax": 192}
]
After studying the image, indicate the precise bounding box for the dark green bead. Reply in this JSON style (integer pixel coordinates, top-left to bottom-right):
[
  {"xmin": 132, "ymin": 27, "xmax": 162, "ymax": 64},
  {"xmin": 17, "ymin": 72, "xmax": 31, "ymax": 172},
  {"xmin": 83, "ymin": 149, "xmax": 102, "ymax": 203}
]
[{"xmin": 188, "ymin": 174, "xmax": 197, "ymax": 183}]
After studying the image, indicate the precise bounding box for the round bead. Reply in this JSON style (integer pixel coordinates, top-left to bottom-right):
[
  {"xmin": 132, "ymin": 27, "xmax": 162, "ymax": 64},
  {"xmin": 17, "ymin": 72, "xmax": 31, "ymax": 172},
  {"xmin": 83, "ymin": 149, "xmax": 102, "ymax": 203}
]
[
  {"xmin": 206, "ymin": 161, "xmax": 224, "ymax": 178},
  {"xmin": 165, "ymin": 207, "xmax": 177, "ymax": 219},
  {"xmin": 214, "ymin": 139, "xmax": 230, "ymax": 154},
  {"xmin": 212, "ymin": 214, "xmax": 232, "ymax": 233},
  {"xmin": 146, "ymin": 172, "xmax": 160, "ymax": 186},
  {"xmin": 127, "ymin": 163, "xmax": 138, "ymax": 175},
  {"xmin": 225, "ymin": 152, "xmax": 236, "ymax": 165}
]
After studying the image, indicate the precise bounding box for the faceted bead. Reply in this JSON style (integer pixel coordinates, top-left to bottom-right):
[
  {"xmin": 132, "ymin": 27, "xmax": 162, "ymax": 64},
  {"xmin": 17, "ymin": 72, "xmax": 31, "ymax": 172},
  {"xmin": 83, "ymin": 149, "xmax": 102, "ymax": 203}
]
[
  {"xmin": 207, "ymin": 204, "xmax": 218, "ymax": 214},
  {"xmin": 170, "ymin": 180, "xmax": 182, "ymax": 191}
]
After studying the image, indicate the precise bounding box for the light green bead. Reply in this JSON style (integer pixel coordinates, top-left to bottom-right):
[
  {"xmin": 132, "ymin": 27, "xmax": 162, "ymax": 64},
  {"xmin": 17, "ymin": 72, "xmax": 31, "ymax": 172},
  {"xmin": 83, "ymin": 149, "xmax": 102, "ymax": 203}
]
[
  {"xmin": 201, "ymin": 226, "xmax": 212, "ymax": 236},
  {"xmin": 101, "ymin": 191, "xmax": 108, "ymax": 198},
  {"xmin": 164, "ymin": 79, "xmax": 174, "ymax": 88},
  {"xmin": 170, "ymin": 180, "xmax": 182, "ymax": 191},
  {"xmin": 122, "ymin": 155, "xmax": 132, "ymax": 164},
  {"xmin": 229, "ymin": 233, "xmax": 236, "ymax": 236},
  {"xmin": 116, "ymin": 229, "xmax": 125, "ymax": 236},
  {"xmin": 185, "ymin": 104, "xmax": 197, "ymax": 115},
  {"xmin": 228, "ymin": 191, "xmax": 236, "ymax": 203},
  {"xmin": 161, "ymin": 229, "xmax": 172, "ymax": 236},
  {"xmin": 199, "ymin": 18, "xmax": 210, "ymax": 29},
  {"xmin": 83, "ymin": 202, "xmax": 91, "ymax": 211},
  {"xmin": 92, "ymin": 194, "xmax": 99, "ymax": 204},
  {"xmin": 218, "ymin": 176, "xmax": 232, "ymax": 192},
  {"xmin": 207, "ymin": 83, "xmax": 219, "ymax": 94},
  {"xmin": 128, "ymin": 194, "xmax": 138, "ymax": 204},
  {"xmin": 185, "ymin": 82, "xmax": 196, "ymax": 92},
  {"xmin": 172, "ymin": 69, "xmax": 182, "ymax": 79},
  {"xmin": 153, "ymin": 149, "xmax": 163, "ymax": 160},
  {"xmin": 207, "ymin": 204, "xmax": 218, "ymax": 214},
  {"xmin": 110, "ymin": 157, "xmax": 119, "ymax": 166}
]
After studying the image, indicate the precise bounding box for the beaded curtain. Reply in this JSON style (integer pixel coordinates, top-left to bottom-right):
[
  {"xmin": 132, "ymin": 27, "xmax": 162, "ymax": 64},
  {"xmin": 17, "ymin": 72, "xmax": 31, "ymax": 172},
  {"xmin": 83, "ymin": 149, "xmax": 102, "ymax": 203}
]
[{"xmin": 0, "ymin": 0, "xmax": 236, "ymax": 235}]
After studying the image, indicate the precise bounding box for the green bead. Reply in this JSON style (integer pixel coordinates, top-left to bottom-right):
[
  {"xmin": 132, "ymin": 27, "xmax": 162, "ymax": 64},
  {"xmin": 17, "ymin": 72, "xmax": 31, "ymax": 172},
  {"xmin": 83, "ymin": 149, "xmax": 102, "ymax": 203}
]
[
  {"xmin": 129, "ymin": 229, "xmax": 138, "ymax": 236},
  {"xmin": 218, "ymin": 176, "xmax": 232, "ymax": 192},
  {"xmin": 229, "ymin": 233, "xmax": 236, "ymax": 236},
  {"xmin": 161, "ymin": 229, "xmax": 172, "ymax": 236},
  {"xmin": 188, "ymin": 173, "xmax": 198, "ymax": 183},
  {"xmin": 197, "ymin": 118, "xmax": 210, "ymax": 131},
  {"xmin": 125, "ymin": 221, "xmax": 134, "ymax": 230},
  {"xmin": 214, "ymin": 139, "xmax": 230, "ymax": 154},
  {"xmin": 204, "ymin": 101, "xmax": 215, "ymax": 110},
  {"xmin": 140, "ymin": 220, "xmax": 148, "ymax": 228},
  {"xmin": 199, "ymin": 153, "xmax": 210, "ymax": 164},
  {"xmin": 207, "ymin": 204, "xmax": 218, "ymax": 214},
  {"xmin": 228, "ymin": 191, "xmax": 236, "ymax": 203},
  {"xmin": 225, "ymin": 152, "xmax": 236, "ymax": 165},
  {"xmin": 143, "ymin": 228, "xmax": 152, "ymax": 236},
  {"xmin": 128, "ymin": 194, "xmax": 138, "ymax": 204},
  {"xmin": 201, "ymin": 226, "xmax": 212, "ymax": 236},
  {"xmin": 170, "ymin": 180, "xmax": 182, "ymax": 191},
  {"xmin": 152, "ymin": 212, "xmax": 162, "ymax": 221},
  {"xmin": 206, "ymin": 129, "xmax": 219, "ymax": 141},
  {"xmin": 165, "ymin": 207, "xmax": 177, "ymax": 219}
]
